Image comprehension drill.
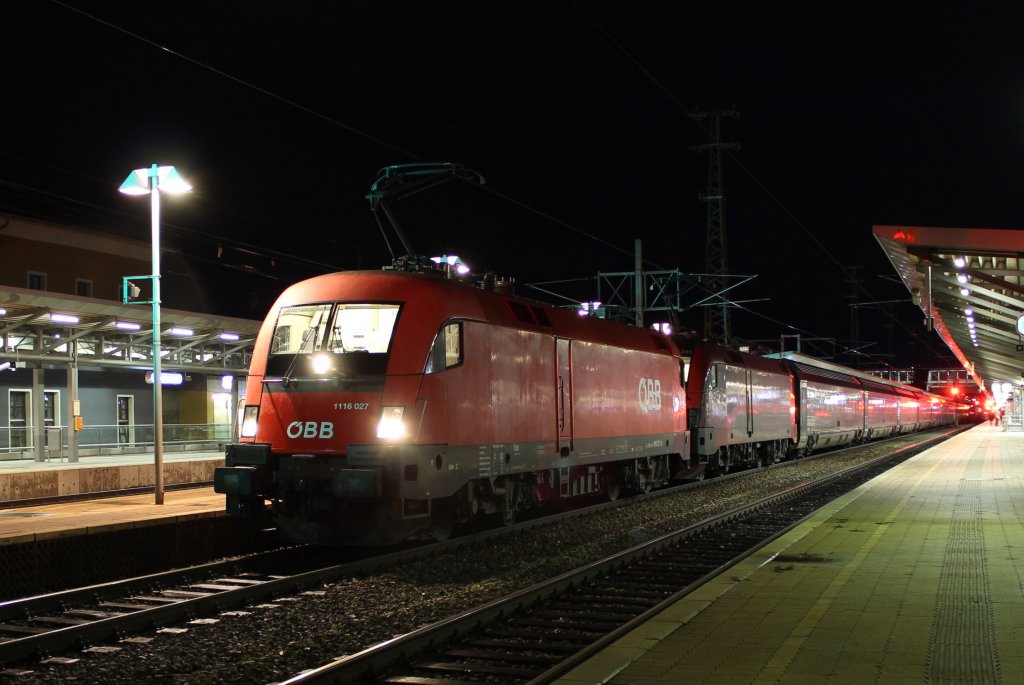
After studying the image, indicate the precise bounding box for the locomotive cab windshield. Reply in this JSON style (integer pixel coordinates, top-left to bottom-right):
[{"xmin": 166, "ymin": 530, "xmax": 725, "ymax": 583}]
[{"xmin": 265, "ymin": 302, "xmax": 400, "ymax": 381}]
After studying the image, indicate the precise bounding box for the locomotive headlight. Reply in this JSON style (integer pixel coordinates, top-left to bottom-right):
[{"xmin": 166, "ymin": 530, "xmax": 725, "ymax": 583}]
[
  {"xmin": 240, "ymin": 405, "xmax": 259, "ymax": 438},
  {"xmin": 376, "ymin": 406, "xmax": 406, "ymax": 439}
]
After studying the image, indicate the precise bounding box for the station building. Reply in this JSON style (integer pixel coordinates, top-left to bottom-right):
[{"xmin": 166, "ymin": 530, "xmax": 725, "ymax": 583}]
[{"xmin": 0, "ymin": 214, "xmax": 259, "ymax": 462}]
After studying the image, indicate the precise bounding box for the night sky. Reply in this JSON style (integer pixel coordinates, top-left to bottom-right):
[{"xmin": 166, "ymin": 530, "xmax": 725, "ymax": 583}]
[{"xmin": 5, "ymin": 1, "xmax": 1023, "ymax": 369}]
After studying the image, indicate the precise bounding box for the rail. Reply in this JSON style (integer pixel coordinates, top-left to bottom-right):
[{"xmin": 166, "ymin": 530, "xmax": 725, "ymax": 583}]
[{"xmin": 280, "ymin": 428, "xmax": 959, "ymax": 684}]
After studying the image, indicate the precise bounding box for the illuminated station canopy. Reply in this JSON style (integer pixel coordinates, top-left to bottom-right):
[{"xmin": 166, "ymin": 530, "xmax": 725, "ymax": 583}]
[
  {"xmin": 874, "ymin": 225, "xmax": 1024, "ymax": 395},
  {"xmin": 0, "ymin": 286, "xmax": 259, "ymax": 373}
]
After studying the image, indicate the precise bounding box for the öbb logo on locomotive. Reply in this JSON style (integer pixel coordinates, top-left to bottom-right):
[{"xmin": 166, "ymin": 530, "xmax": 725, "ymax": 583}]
[
  {"xmin": 285, "ymin": 421, "xmax": 335, "ymax": 439},
  {"xmin": 639, "ymin": 377, "xmax": 662, "ymax": 412}
]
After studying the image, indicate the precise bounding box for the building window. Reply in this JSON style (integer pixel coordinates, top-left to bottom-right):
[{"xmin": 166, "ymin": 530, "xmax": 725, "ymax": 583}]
[
  {"xmin": 75, "ymin": 278, "xmax": 93, "ymax": 297},
  {"xmin": 27, "ymin": 272, "xmax": 47, "ymax": 291}
]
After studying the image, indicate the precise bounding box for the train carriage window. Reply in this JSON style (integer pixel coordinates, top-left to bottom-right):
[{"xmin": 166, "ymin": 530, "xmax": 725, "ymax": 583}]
[{"xmin": 425, "ymin": 322, "xmax": 463, "ymax": 374}]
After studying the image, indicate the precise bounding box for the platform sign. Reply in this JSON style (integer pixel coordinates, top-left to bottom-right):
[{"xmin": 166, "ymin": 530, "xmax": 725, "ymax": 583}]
[
  {"xmin": 145, "ymin": 371, "xmax": 184, "ymax": 385},
  {"xmin": 122, "ymin": 275, "xmax": 157, "ymax": 305}
]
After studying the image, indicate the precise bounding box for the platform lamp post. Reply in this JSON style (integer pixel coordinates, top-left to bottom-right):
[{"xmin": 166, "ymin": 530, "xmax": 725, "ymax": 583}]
[{"xmin": 118, "ymin": 164, "xmax": 191, "ymax": 505}]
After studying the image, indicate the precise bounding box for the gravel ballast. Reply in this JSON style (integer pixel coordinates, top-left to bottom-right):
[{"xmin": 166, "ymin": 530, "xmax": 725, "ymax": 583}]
[{"xmin": 12, "ymin": 433, "xmax": 948, "ymax": 684}]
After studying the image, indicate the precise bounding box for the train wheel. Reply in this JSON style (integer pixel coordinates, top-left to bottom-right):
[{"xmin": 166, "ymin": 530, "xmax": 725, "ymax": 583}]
[
  {"xmin": 502, "ymin": 507, "xmax": 518, "ymax": 527},
  {"xmin": 428, "ymin": 498, "xmax": 457, "ymax": 542},
  {"xmin": 502, "ymin": 478, "xmax": 521, "ymax": 527},
  {"xmin": 605, "ymin": 470, "xmax": 623, "ymax": 502}
]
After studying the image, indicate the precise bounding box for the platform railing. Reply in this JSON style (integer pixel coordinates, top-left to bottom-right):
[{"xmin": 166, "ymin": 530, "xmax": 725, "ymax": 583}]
[{"xmin": 0, "ymin": 424, "xmax": 232, "ymax": 461}]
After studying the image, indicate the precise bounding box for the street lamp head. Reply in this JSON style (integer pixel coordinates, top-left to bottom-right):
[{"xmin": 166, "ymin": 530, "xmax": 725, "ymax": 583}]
[{"xmin": 118, "ymin": 164, "xmax": 192, "ymax": 196}]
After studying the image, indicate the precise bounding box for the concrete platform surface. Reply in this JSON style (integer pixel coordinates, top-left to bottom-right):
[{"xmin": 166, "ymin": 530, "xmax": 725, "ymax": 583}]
[
  {"xmin": 556, "ymin": 423, "xmax": 1022, "ymax": 684},
  {"xmin": 0, "ymin": 486, "xmax": 225, "ymax": 545}
]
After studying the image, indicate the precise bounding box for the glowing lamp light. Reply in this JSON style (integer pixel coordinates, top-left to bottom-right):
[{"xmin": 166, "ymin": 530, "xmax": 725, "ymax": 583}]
[
  {"xmin": 311, "ymin": 353, "xmax": 332, "ymax": 374},
  {"xmin": 219, "ymin": 332, "xmax": 240, "ymax": 341},
  {"xmin": 221, "ymin": 374, "xmax": 234, "ymax": 391},
  {"xmin": 430, "ymin": 254, "xmax": 470, "ymax": 277},
  {"xmin": 960, "ymin": 288, "xmax": 970, "ymax": 297},
  {"xmin": 956, "ymin": 273, "xmax": 969, "ymax": 284},
  {"xmin": 119, "ymin": 165, "xmax": 192, "ymax": 195},
  {"xmin": 170, "ymin": 327, "xmax": 193, "ymax": 336},
  {"xmin": 376, "ymin": 406, "xmax": 406, "ymax": 439},
  {"xmin": 964, "ymin": 308, "xmax": 973, "ymax": 316},
  {"xmin": 50, "ymin": 313, "xmax": 80, "ymax": 324},
  {"xmin": 0, "ymin": 308, "xmax": 6, "ymax": 316},
  {"xmin": 116, "ymin": 321, "xmax": 142, "ymax": 331},
  {"xmin": 240, "ymin": 405, "xmax": 259, "ymax": 438},
  {"xmin": 953, "ymin": 256, "xmax": 966, "ymax": 268}
]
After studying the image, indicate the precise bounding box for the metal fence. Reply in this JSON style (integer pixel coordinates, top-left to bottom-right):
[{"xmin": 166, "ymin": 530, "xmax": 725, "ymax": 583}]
[{"xmin": 0, "ymin": 423, "xmax": 232, "ymax": 460}]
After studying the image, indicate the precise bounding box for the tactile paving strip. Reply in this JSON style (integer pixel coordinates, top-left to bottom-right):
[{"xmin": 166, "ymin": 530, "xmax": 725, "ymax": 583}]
[{"xmin": 928, "ymin": 464, "xmax": 1000, "ymax": 684}]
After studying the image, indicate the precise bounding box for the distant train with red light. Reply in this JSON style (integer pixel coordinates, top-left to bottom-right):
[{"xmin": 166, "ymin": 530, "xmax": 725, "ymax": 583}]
[{"xmin": 215, "ymin": 268, "xmax": 957, "ymax": 545}]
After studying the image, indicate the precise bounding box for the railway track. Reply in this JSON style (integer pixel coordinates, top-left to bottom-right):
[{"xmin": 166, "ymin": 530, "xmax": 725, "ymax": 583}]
[
  {"xmin": 278, "ymin": 429, "xmax": 955, "ymax": 685},
  {"xmin": 0, "ymin": 428, "xmax": 960, "ymax": 678},
  {"xmin": 0, "ymin": 478, "xmax": 670, "ymax": 669}
]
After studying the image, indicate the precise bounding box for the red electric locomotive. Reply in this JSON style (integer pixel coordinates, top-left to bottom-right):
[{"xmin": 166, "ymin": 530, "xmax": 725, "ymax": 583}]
[{"xmin": 215, "ymin": 269, "xmax": 689, "ymax": 544}]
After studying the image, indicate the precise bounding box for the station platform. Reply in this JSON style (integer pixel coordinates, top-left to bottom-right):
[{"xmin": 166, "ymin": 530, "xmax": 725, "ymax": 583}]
[
  {"xmin": 557, "ymin": 422, "xmax": 1023, "ymax": 684},
  {"xmin": 0, "ymin": 486, "xmax": 225, "ymax": 545},
  {"xmin": 0, "ymin": 449, "xmax": 223, "ymax": 504}
]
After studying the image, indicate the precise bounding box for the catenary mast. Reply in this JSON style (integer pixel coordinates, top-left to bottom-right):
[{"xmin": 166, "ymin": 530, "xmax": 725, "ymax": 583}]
[{"xmin": 691, "ymin": 109, "xmax": 740, "ymax": 344}]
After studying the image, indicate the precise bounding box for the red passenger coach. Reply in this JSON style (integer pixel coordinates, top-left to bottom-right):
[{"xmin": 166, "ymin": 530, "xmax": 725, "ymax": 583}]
[
  {"xmin": 684, "ymin": 344, "xmax": 959, "ymax": 473},
  {"xmin": 215, "ymin": 270, "xmax": 689, "ymax": 544}
]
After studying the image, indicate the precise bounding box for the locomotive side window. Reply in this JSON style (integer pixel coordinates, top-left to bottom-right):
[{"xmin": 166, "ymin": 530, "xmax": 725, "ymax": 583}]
[{"xmin": 425, "ymin": 322, "xmax": 463, "ymax": 374}]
